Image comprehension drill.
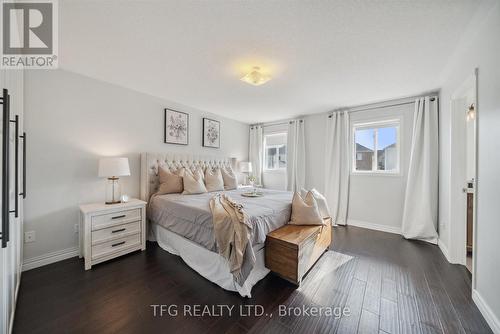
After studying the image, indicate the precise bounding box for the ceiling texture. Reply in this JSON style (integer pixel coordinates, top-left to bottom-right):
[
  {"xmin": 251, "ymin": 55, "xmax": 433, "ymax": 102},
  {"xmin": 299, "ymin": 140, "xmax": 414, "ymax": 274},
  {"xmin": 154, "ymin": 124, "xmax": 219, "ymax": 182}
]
[{"xmin": 60, "ymin": 0, "xmax": 482, "ymax": 123}]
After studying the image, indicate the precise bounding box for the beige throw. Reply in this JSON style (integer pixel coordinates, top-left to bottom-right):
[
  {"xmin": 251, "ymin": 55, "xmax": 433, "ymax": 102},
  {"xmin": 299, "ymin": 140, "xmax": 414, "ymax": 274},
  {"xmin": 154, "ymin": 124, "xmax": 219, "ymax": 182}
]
[{"xmin": 209, "ymin": 193, "xmax": 255, "ymax": 285}]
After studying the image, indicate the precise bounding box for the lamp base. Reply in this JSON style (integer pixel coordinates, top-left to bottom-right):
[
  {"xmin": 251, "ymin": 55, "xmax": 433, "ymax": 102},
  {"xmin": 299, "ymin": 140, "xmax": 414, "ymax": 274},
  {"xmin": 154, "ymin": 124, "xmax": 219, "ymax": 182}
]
[{"xmin": 105, "ymin": 177, "xmax": 121, "ymax": 205}]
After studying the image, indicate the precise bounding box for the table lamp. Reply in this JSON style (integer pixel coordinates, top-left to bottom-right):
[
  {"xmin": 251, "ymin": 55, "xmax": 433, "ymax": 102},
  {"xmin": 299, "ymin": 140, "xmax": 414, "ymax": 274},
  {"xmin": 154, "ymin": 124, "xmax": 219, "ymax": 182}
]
[
  {"xmin": 239, "ymin": 161, "xmax": 253, "ymax": 185},
  {"xmin": 98, "ymin": 157, "xmax": 130, "ymax": 204}
]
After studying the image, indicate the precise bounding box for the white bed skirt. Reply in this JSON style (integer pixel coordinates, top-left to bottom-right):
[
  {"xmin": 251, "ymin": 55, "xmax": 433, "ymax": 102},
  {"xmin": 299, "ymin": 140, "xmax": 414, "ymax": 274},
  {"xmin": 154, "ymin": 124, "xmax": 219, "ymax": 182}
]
[{"xmin": 149, "ymin": 223, "xmax": 270, "ymax": 298}]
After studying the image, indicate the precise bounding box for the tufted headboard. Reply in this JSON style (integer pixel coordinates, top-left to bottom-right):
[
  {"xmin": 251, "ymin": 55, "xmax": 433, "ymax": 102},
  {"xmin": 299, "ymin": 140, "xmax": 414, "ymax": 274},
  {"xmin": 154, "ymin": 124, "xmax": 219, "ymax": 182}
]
[{"xmin": 140, "ymin": 152, "xmax": 233, "ymax": 202}]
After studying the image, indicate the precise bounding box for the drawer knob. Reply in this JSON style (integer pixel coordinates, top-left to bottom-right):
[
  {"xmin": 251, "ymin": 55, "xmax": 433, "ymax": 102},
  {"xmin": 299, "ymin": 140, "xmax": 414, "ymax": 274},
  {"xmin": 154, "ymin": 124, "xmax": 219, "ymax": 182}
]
[
  {"xmin": 111, "ymin": 228, "xmax": 126, "ymax": 233},
  {"xmin": 111, "ymin": 241, "xmax": 125, "ymax": 247},
  {"xmin": 111, "ymin": 215, "xmax": 126, "ymax": 220}
]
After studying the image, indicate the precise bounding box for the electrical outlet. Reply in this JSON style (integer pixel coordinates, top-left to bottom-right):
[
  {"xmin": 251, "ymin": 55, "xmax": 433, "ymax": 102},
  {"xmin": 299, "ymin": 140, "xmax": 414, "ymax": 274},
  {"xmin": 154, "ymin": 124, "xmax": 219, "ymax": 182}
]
[
  {"xmin": 24, "ymin": 231, "xmax": 36, "ymax": 243},
  {"xmin": 74, "ymin": 224, "xmax": 79, "ymax": 234}
]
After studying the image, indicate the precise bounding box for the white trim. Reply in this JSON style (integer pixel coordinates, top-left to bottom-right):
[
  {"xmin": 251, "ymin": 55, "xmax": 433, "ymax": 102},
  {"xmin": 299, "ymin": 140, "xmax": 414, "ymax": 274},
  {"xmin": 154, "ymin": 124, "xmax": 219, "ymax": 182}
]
[
  {"xmin": 22, "ymin": 247, "xmax": 79, "ymax": 272},
  {"xmin": 472, "ymin": 289, "xmax": 500, "ymax": 334},
  {"xmin": 351, "ymin": 119, "xmax": 401, "ymax": 176},
  {"xmin": 438, "ymin": 238, "xmax": 452, "ymax": 263},
  {"xmin": 8, "ymin": 277, "xmax": 21, "ymax": 334},
  {"xmin": 347, "ymin": 219, "xmax": 401, "ymax": 235}
]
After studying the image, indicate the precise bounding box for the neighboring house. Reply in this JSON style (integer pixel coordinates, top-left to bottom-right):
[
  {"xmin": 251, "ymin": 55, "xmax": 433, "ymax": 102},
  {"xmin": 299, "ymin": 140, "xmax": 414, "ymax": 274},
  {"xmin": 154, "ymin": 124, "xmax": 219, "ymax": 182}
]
[
  {"xmin": 355, "ymin": 143, "xmax": 373, "ymax": 170},
  {"xmin": 378, "ymin": 143, "xmax": 397, "ymax": 171}
]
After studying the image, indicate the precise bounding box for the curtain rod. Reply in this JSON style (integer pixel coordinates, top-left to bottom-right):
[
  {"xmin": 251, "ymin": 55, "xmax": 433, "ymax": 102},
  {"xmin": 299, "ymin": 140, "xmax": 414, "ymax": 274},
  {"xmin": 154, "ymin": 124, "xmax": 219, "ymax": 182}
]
[
  {"xmin": 333, "ymin": 96, "xmax": 438, "ymax": 115},
  {"xmin": 251, "ymin": 119, "xmax": 303, "ymax": 128}
]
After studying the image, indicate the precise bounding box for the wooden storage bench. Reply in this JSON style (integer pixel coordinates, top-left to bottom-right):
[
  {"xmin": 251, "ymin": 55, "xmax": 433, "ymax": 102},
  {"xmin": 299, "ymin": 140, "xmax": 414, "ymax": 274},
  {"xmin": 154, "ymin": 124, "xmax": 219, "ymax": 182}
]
[{"xmin": 265, "ymin": 218, "xmax": 332, "ymax": 285}]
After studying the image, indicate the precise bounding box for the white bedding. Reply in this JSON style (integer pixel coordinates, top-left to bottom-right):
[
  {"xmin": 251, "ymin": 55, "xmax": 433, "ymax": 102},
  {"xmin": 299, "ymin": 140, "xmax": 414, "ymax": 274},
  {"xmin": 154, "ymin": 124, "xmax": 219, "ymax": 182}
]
[
  {"xmin": 148, "ymin": 188, "xmax": 293, "ymax": 251},
  {"xmin": 146, "ymin": 188, "xmax": 292, "ymax": 296}
]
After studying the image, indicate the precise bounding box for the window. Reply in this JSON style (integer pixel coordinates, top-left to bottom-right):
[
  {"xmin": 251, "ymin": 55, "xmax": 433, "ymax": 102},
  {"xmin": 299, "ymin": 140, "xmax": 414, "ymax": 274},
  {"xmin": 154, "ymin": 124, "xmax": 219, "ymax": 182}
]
[
  {"xmin": 352, "ymin": 120, "xmax": 399, "ymax": 173},
  {"xmin": 264, "ymin": 133, "xmax": 287, "ymax": 170}
]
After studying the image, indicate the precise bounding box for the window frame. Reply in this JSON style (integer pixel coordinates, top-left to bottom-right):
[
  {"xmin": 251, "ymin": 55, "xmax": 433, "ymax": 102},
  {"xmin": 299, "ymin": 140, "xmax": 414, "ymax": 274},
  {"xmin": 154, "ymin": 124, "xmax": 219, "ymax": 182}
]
[
  {"xmin": 351, "ymin": 119, "xmax": 401, "ymax": 175},
  {"xmin": 263, "ymin": 132, "xmax": 287, "ymax": 172}
]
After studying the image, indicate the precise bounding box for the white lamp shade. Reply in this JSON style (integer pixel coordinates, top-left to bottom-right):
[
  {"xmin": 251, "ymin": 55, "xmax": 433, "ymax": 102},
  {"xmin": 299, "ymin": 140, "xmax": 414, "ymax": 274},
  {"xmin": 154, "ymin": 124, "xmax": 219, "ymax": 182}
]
[
  {"xmin": 239, "ymin": 161, "xmax": 252, "ymax": 173},
  {"xmin": 98, "ymin": 157, "xmax": 130, "ymax": 177}
]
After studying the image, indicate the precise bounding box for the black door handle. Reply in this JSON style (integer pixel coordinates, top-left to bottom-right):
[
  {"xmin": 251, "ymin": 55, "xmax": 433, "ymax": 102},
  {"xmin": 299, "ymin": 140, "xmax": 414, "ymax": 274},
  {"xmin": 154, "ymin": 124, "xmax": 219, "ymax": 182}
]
[
  {"xmin": 9, "ymin": 115, "xmax": 18, "ymax": 218},
  {"xmin": 19, "ymin": 132, "xmax": 26, "ymax": 199},
  {"xmin": 1, "ymin": 89, "xmax": 10, "ymax": 248}
]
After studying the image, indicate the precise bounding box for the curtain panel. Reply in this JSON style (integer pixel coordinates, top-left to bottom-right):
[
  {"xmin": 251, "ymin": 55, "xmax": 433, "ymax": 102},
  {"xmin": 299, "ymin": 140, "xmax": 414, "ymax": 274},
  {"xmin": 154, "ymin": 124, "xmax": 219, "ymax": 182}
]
[
  {"xmin": 324, "ymin": 111, "xmax": 350, "ymax": 226},
  {"xmin": 248, "ymin": 125, "xmax": 263, "ymax": 185},
  {"xmin": 286, "ymin": 119, "xmax": 306, "ymax": 192},
  {"xmin": 401, "ymin": 97, "xmax": 439, "ymax": 243}
]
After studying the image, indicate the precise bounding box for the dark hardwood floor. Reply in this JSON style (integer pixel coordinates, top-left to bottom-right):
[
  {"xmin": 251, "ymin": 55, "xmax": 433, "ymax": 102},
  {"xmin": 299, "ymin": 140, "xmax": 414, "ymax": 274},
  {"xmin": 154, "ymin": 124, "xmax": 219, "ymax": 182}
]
[{"xmin": 13, "ymin": 226, "xmax": 492, "ymax": 334}]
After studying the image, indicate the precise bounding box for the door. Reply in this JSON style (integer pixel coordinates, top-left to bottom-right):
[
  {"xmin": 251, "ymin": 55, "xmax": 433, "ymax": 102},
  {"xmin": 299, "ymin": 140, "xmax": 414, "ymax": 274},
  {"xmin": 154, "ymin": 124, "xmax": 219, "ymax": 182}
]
[
  {"xmin": 449, "ymin": 70, "xmax": 478, "ymax": 274},
  {"xmin": 0, "ymin": 68, "xmax": 24, "ymax": 334},
  {"xmin": 464, "ymin": 101, "xmax": 476, "ymax": 273}
]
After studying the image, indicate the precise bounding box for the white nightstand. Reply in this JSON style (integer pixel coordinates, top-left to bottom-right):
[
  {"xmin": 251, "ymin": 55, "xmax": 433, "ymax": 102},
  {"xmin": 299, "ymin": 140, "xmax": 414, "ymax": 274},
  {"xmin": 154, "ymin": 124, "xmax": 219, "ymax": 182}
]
[{"xmin": 79, "ymin": 199, "xmax": 147, "ymax": 270}]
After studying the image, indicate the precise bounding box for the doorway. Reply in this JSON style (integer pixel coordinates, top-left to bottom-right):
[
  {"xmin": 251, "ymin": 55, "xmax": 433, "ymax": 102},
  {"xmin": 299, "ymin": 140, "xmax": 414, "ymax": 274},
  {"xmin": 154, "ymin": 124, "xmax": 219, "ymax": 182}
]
[{"xmin": 449, "ymin": 69, "xmax": 478, "ymax": 278}]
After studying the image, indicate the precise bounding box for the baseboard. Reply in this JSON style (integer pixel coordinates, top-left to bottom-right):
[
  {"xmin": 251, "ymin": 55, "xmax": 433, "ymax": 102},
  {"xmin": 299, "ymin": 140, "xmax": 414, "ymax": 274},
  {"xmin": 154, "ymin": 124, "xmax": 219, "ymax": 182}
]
[
  {"xmin": 438, "ymin": 238, "xmax": 452, "ymax": 263},
  {"xmin": 347, "ymin": 219, "xmax": 401, "ymax": 235},
  {"xmin": 22, "ymin": 246, "xmax": 79, "ymax": 272},
  {"xmin": 472, "ymin": 289, "xmax": 500, "ymax": 334}
]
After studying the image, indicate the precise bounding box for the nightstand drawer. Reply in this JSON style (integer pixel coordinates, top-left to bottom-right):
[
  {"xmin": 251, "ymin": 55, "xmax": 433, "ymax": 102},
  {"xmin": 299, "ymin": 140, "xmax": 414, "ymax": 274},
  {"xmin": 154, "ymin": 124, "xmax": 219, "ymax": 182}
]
[
  {"xmin": 91, "ymin": 233, "xmax": 141, "ymax": 260},
  {"xmin": 91, "ymin": 208, "xmax": 141, "ymax": 230},
  {"xmin": 92, "ymin": 221, "xmax": 141, "ymax": 245}
]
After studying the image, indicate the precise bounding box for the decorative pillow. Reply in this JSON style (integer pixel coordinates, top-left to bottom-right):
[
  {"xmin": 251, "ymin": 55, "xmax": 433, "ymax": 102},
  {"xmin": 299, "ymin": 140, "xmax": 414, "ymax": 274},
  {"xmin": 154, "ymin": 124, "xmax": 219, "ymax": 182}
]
[
  {"xmin": 221, "ymin": 167, "xmax": 238, "ymax": 190},
  {"xmin": 181, "ymin": 168, "xmax": 207, "ymax": 194},
  {"xmin": 157, "ymin": 166, "xmax": 183, "ymax": 194},
  {"xmin": 289, "ymin": 191, "xmax": 324, "ymax": 225},
  {"xmin": 300, "ymin": 188, "xmax": 331, "ymax": 219},
  {"xmin": 204, "ymin": 168, "xmax": 224, "ymax": 192},
  {"xmin": 194, "ymin": 166, "xmax": 205, "ymax": 180}
]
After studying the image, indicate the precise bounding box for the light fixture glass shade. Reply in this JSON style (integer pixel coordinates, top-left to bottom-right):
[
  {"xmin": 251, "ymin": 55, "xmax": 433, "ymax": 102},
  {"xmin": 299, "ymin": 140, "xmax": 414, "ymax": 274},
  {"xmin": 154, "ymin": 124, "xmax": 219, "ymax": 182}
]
[
  {"xmin": 98, "ymin": 157, "xmax": 130, "ymax": 177},
  {"xmin": 466, "ymin": 104, "xmax": 476, "ymax": 121},
  {"xmin": 239, "ymin": 162, "xmax": 253, "ymax": 173},
  {"xmin": 240, "ymin": 67, "xmax": 271, "ymax": 86}
]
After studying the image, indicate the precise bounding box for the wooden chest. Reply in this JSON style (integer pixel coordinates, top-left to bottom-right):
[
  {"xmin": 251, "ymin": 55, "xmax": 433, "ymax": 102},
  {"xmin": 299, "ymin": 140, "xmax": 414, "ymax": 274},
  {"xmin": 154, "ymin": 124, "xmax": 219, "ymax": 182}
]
[{"xmin": 265, "ymin": 218, "xmax": 332, "ymax": 285}]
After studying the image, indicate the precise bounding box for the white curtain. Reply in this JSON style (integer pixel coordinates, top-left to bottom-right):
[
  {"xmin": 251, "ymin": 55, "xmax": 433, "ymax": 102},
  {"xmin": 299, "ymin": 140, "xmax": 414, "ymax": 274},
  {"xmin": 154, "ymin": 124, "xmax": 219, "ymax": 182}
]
[
  {"xmin": 324, "ymin": 111, "xmax": 350, "ymax": 226},
  {"xmin": 286, "ymin": 119, "xmax": 306, "ymax": 192},
  {"xmin": 248, "ymin": 125, "xmax": 263, "ymax": 185},
  {"xmin": 401, "ymin": 97, "xmax": 439, "ymax": 243}
]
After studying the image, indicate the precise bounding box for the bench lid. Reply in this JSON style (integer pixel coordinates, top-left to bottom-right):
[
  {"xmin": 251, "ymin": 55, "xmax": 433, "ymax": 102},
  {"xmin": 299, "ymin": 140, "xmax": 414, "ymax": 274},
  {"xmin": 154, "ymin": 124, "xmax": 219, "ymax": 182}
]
[{"xmin": 267, "ymin": 218, "xmax": 331, "ymax": 249}]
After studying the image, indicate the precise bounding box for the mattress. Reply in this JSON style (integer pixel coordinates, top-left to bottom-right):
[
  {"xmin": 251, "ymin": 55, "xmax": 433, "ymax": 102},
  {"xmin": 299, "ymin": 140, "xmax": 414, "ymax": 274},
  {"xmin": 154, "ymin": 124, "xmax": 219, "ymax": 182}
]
[{"xmin": 148, "ymin": 188, "xmax": 292, "ymax": 251}]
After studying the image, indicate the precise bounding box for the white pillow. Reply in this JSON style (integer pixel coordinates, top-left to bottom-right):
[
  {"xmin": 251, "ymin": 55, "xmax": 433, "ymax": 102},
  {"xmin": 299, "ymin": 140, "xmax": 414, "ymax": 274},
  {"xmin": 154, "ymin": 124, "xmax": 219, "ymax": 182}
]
[
  {"xmin": 300, "ymin": 188, "xmax": 331, "ymax": 219},
  {"xmin": 181, "ymin": 169, "xmax": 207, "ymax": 195},
  {"xmin": 289, "ymin": 191, "xmax": 324, "ymax": 226},
  {"xmin": 221, "ymin": 168, "xmax": 238, "ymax": 190},
  {"xmin": 204, "ymin": 168, "xmax": 225, "ymax": 192}
]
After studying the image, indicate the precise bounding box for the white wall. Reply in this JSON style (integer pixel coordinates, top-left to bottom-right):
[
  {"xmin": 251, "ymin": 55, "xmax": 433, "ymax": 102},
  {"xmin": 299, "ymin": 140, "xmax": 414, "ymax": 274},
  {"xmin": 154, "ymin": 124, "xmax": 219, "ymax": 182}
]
[
  {"xmin": 23, "ymin": 69, "xmax": 249, "ymax": 262},
  {"xmin": 437, "ymin": 1, "xmax": 500, "ymax": 331},
  {"xmin": 305, "ymin": 101, "xmax": 414, "ymax": 233}
]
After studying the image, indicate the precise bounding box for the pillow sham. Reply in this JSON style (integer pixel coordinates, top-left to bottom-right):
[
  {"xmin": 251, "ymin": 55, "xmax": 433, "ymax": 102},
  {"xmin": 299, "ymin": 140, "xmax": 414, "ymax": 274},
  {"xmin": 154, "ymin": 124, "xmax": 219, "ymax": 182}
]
[
  {"xmin": 300, "ymin": 188, "xmax": 331, "ymax": 219},
  {"xmin": 204, "ymin": 168, "xmax": 225, "ymax": 192},
  {"xmin": 289, "ymin": 191, "xmax": 324, "ymax": 226},
  {"xmin": 221, "ymin": 168, "xmax": 238, "ymax": 190},
  {"xmin": 157, "ymin": 166, "xmax": 183, "ymax": 194},
  {"xmin": 181, "ymin": 168, "xmax": 207, "ymax": 194}
]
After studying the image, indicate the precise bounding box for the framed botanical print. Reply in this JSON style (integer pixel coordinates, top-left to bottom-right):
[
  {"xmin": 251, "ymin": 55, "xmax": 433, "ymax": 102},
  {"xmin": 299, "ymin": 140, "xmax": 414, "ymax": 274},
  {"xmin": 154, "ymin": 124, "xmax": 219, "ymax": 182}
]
[
  {"xmin": 164, "ymin": 108, "xmax": 189, "ymax": 145},
  {"xmin": 202, "ymin": 118, "xmax": 220, "ymax": 148}
]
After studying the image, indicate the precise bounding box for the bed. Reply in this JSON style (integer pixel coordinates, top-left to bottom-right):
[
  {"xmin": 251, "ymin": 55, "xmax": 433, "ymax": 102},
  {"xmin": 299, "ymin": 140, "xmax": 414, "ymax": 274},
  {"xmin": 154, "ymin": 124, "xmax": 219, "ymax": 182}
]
[{"xmin": 141, "ymin": 153, "xmax": 292, "ymax": 297}]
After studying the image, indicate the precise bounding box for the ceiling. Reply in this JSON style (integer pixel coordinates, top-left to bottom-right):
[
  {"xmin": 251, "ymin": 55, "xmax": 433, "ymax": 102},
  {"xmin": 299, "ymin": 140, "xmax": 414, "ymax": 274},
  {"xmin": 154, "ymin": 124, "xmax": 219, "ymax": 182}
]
[{"xmin": 59, "ymin": 0, "xmax": 482, "ymax": 123}]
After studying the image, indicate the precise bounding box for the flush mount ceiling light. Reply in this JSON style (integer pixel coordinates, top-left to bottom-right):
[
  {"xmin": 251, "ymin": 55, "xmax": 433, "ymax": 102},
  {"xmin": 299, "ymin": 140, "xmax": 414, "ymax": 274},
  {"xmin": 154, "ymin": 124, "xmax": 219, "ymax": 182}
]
[{"xmin": 240, "ymin": 67, "xmax": 271, "ymax": 86}]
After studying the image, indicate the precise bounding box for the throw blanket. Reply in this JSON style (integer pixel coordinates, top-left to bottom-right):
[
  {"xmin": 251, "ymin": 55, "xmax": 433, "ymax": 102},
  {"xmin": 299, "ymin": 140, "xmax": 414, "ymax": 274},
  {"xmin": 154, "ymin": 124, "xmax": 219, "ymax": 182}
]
[{"xmin": 209, "ymin": 194, "xmax": 255, "ymax": 285}]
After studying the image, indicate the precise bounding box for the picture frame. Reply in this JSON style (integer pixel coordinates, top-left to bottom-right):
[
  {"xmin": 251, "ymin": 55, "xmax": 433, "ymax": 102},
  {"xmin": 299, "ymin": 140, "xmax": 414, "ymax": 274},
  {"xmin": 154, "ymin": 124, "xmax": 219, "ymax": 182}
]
[
  {"xmin": 202, "ymin": 118, "xmax": 220, "ymax": 148},
  {"xmin": 164, "ymin": 108, "xmax": 189, "ymax": 145}
]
